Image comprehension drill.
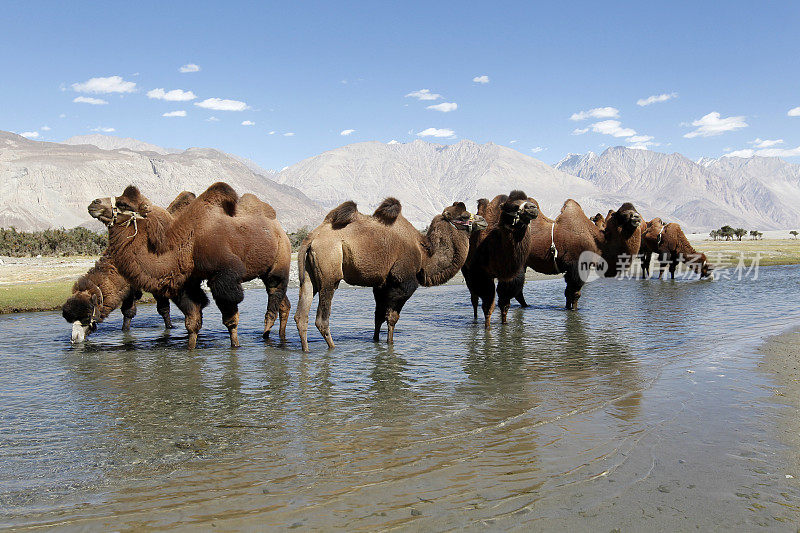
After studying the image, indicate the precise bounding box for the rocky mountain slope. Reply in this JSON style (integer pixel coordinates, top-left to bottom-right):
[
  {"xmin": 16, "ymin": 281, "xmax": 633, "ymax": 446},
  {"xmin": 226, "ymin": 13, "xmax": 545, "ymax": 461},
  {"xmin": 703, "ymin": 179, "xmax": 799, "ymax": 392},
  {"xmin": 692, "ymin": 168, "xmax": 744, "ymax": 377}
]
[{"xmin": 0, "ymin": 131, "xmax": 324, "ymax": 231}]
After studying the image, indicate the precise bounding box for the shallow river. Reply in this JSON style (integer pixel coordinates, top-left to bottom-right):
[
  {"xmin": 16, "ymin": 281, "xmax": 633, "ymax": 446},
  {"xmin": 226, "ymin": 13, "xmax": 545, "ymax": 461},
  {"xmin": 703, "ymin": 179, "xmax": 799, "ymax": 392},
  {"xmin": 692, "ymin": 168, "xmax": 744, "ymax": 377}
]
[{"xmin": 2, "ymin": 266, "xmax": 800, "ymax": 530}]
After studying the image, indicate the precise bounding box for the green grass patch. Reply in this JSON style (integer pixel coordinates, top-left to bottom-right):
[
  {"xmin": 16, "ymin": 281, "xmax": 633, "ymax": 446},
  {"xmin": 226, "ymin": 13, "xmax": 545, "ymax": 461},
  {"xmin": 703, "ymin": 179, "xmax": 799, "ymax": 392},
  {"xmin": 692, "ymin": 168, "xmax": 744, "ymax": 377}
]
[{"xmin": 0, "ymin": 281, "xmax": 74, "ymax": 314}]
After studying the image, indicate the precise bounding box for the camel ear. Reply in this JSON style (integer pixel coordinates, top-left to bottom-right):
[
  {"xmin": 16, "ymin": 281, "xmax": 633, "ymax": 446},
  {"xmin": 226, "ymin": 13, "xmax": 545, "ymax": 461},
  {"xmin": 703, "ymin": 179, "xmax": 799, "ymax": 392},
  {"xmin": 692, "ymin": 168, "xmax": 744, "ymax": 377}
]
[
  {"xmin": 122, "ymin": 185, "xmax": 142, "ymax": 202},
  {"xmin": 452, "ymin": 201, "xmax": 466, "ymax": 211}
]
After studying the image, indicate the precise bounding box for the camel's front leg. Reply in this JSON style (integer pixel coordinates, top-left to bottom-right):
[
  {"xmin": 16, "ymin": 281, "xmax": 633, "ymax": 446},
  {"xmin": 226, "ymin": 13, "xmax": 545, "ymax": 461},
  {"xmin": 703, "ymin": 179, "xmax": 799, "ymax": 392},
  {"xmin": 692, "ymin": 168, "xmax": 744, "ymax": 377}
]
[
  {"xmin": 278, "ymin": 296, "xmax": 290, "ymax": 341},
  {"xmin": 120, "ymin": 291, "xmax": 138, "ymax": 331},
  {"xmin": 155, "ymin": 296, "xmax": 173, "ymax": 328},
  {"xmin": 315, "ymin": 286, "xmax": 336, "ymax": 349},
  {"xmin": 174, "ymin": 282, "xmax": 208, "ymax": 349},
  {"xmin": 462, "ymin": 266, "xmax": 481, "ymax": 320},
  {"xmin": 564, "ymin": 265, "xmax": 584, "ymax": 310},
  {"xmin": 497, "ymin": 269, "xmax": 526, "ymax": 324},
  {"xmin": 209, "ymin": 272, "xmax": 245, "ymax": 348},
  {"xmin": 383, "ymin": 278, "xmax": 416, "ymax": 344}
]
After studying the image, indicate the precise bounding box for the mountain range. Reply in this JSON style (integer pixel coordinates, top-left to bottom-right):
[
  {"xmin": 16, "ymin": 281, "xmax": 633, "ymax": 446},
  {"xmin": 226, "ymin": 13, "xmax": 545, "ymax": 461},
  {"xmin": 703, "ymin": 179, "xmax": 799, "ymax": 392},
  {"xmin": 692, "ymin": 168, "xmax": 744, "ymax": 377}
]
[{"xmin": 2, "ymin": 130, "xmax": 800, "ymax": 233}]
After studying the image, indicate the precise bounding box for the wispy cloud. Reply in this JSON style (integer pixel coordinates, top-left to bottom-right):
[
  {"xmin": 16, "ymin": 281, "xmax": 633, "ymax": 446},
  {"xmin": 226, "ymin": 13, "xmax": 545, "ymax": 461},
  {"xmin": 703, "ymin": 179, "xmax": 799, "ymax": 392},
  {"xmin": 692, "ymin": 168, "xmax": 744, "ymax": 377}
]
[
  {"xmin": 283, "ymin": 132, "xmax": 295, "ymax": 137},
  {"xmin": 147, "ymin": 88, "xmax": 197, "ymax": 101},
  {"xmin": 788, "ymin": 107, "xmax": 800, "ymax": 117},
  {"xmin": 163, "ymin": 110, "xmax": 187, "ymax": 117},
  {"xmin": 194, "ymin": 98, "xmax": 249, "ymax": 111},
  {"xmin": 636, "ymin": 92, "xmax": 677, "ymax": 106},
  {"xmin": 427, "ymin": 102, "xmax": 457, "ymax": 112},
  {"xmin": 41, "ymin": 126, "xmax": 51, "ymax": 131},
  {"xmin": 627, "ymin": 135, "xmax": 654, "ymax": 143},
  {"xmin": 406, "ymin": 89, "xmax": 441, "ymax": 101},
  {"xmin": 571, "ymin": 127, "xmax": 589, "ymax": 135},
  {"xmin": 206, "ymin": 116, "xmax": 220, "ymax": 122},
  {"xmin": 20, "ymin": 131, "xmax": 39, "ymax": 139},
  {"xmin": 683, "ymin": 112, "xmax": 747, "ymax": 138},
  {"xmin": 73, "ymin": 96, "xmax": 108, "ymax": 105},
  {"xmin": 179, "ymin": 63, "xmax": 201, "ymax": 73},
  {"xmin": 340, "ymin": 129, "xmax": 355, "ymax": 136},
  {"xmin": 473, "ymin": 75, "xmax": 490, "ymax": 84},
  {"xmin": 268, "ymin": 130, "xmax": 275, "ymax": 134},
  {"xmin": 90, "ymin": 126, "xmax": 115, "ymax": 132},
  {"xmin": 530, "ymin": 146, "xmax": 545, "ymax": 153},
  {"xmin": 570, "ymin": 107, "xmax": 619, "ymax": 121},
  {"xmin": 726, "ymin": 146, "xmax": 800, "ymax": 158},
  {"xmin": 417, "ymin": 127, "xmax": 456, "ymax": 138},
  {"xmin": 750, "ymin": 138, "xmax": 783, "ymax": 148},
  {"xmin": 72, "ymin": 75, "xmax": 136, "ymax": 94},
  {"xmin": 387, "ymin": 140, "xmax": 400, "ymax": 144},
  {"xmin": 241, "ymin": 120, "xmax": 255, "ymax": 126},
  {"xmin": 591, "ymin": 120, "xmax": 636, "ymax": 137},
  {"xmin": 509, "ymin": 140, "xmax": 518, "ymax": 144}
]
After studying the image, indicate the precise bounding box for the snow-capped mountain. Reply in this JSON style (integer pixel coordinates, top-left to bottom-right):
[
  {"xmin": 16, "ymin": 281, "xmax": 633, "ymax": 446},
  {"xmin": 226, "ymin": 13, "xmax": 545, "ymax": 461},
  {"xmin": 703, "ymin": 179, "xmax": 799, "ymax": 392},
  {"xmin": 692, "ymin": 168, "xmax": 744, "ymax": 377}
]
[
  {"xmin": 274, "ymin": 140, "xmax": 644, "ymax": 227},
  {"xmin": 556, "ymin": 146, "xmax": 800, "ymax": 230},
  {"xmin": 0, "ymin": 131, "xmax": 324, "ymax": 231}
]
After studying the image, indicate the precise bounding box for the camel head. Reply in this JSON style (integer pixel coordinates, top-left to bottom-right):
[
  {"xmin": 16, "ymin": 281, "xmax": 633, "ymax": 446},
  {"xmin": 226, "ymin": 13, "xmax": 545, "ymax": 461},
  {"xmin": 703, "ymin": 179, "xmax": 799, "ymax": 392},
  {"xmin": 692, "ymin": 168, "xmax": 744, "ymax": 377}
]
[
  {"xmin": 591, "ymin": 213, "xmax": 606, "ymax": 231},
  {"xmin": 89, "ymin": 186, "xmax": 153, "ymax": 227},
  {"xmin": 442, "ymin": 202, "xmax": 487, "ymax": 234},
  {"xmin": 605, "ymin": 202, "xmax": 642, "ymax": 236},
  {"xmin": 62, "ymin": 285, "xmax": 101, "ymax": 343},
  {"xmin": 499, "ymin": 190, "xmax": 539, "ymax": 231},
  {"xmin": 695, "ymin": 253, "xmax": 714, "ymax": 279},
  {"xmin": 88, "ymin": 197, "xmax": 115, "ymax": 225}
]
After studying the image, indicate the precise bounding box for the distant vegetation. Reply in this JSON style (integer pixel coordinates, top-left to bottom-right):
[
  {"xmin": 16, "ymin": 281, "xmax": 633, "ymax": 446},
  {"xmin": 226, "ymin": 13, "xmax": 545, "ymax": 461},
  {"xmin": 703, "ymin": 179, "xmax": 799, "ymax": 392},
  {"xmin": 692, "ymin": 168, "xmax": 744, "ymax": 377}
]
[
  {"xmin": 0, "ymin": 227, "xmax": 107, "ymax": 257},
  {"xmin": 287, "ymin": 226, "xmax": 310, "ymax": 251},
  {"xmin": 709, "ymin": 225, "xmax": 759, "ymax": 241}
]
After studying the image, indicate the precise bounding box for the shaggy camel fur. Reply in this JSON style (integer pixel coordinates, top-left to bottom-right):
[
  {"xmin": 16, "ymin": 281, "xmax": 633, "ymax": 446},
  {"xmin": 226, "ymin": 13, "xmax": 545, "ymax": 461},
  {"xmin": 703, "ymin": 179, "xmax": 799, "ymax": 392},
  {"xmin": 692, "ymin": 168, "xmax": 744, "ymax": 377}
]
[
  {"xmin": 461, "ymin": 191, "xmax": 540, "ymax": 327},
  {"xmin": 295, "ymin": 198, "xmax": 487, "ymax": 351},
  {"xmin": 64, "ymin": 191, "xmax": 197, "ymax": 343},
  {"xmin": 89, "ymin": 182, "xmax": 292, "ymax": 349},
  {"xmin": 495, "ymin": 200, "xmax": 642, "ymax": 317},
  {"xmin": 591, "ymin": 213, "xmax": 606, "ymax": 231},
  {"xmin": 641, "ymin": 218, "xmax": 712, "ymax": 279}
]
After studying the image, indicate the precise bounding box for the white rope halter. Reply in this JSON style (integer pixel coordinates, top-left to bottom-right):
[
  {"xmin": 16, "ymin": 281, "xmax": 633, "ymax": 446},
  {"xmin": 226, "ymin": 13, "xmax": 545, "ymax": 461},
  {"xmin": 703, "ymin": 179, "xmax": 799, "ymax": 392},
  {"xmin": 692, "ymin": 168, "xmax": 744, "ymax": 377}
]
[
  {"xmin": 550, "ymin": 222, "xmax": 560, "ymax": 272},
  {"xmin": 657, "ymin": 224, "xmax": 665, "ymax": 246}
]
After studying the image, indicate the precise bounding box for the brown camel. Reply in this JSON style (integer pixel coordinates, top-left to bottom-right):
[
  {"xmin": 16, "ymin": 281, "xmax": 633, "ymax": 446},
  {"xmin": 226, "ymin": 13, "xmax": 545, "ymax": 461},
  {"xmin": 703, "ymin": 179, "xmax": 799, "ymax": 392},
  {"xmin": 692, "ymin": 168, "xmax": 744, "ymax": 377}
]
[
  {"xmin": 460, "ymin": 190, "xmax": 540, "ymax": 327},
  {"xmin": 295, "ymin": 198, "xmax": 487, "ymax": 351},
  {"xmin": 591, "ymin": 213, "xmax": 606, "ymax": 231},
  {"xmin": 495, "ymin": 200, "xmax": 642, "ymax": 318},
  {"xmin": 64, "ymin": 191, "xmax": 197, "ymax": 343},
  {"xmin": 641, "ymin": 218, "xmax": 712, "ymax": 279},
  {"xmin": 89, "ymin": 182, "xmax": 292, "ymax": 349}
]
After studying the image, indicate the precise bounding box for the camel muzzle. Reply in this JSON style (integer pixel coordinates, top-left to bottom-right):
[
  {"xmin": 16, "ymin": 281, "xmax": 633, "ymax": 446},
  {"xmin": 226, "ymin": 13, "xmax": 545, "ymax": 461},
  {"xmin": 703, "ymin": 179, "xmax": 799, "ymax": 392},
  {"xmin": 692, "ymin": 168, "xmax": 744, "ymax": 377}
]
[
  {"xmin": 471, "ymin": 215, "xmax": 488, "ymax": 232},
  {"xmin": 71, "ymin": 321, "xmax": 90, "ymax": 343}
]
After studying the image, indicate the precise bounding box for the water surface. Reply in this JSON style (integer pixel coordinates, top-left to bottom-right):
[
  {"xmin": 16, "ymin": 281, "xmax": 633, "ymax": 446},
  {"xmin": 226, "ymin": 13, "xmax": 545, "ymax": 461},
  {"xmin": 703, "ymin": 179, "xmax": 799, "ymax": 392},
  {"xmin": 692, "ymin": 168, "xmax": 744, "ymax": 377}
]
[{"xmin": 1, "ymin": 266, "xmax": 799, "ymax": 529}]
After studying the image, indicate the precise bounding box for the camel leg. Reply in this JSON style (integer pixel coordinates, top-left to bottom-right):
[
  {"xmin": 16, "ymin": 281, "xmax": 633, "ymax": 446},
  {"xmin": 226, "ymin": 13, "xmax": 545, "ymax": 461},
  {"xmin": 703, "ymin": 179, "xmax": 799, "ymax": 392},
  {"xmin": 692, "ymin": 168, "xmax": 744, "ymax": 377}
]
[
  {"xmin": 383, "ymin": 278, "xmax": 416, "ymax": 344},
  {"xmin": 497, "ymin": 269, "xmax": 526, "ymax": 324},
  {"xmin": 278, "ymin": 296, "xmax": 290, "ymax": 341},
  {"xmin": 373, "ymin": 286, "xmax": 388, "ymax": 341},
  {"xmin": 209, "ymin": 270, "xmax": 245, "ymax": 348},
  {"xmin": 658, "ymin": 252, "xmax": 669, "ymax": 279},
  {"xmin": 462, "ymin": 266, "xmax": 481, "ymax": 320},
  {"xmin": 295, "ymin": 273, "xmax": 315, "ymax": 352},
  {"xmin": 120, "ymin": 291, "xmax": 138, "ymax": 331},
  {"xmin": 641, "ymin": 252, "xmax": 652, "ymax": 279},
  {"xmin": 156, "ymin": 296, "xmax": 173, "ymax": 328},
  {"xmin": 174, "ymin": 281, "xmax": 208, "ymax": 349},
  {"xmin": 315, "ymin": 286, "xmax": 337, "ymax": 350},
  {"xmin": 263, "ymin": 272, "xmax": 289, "ymax": 340},
  {"xmin": 470, "ymin": 272, "xmax": 496, "ymax": 328},
  {"xmin": 669, "ymin": 255, "xmax": 679, "ymax": 280},
  {"xmin": 564, "ymin": 265, "xmax": 583, "ymax": 310}
]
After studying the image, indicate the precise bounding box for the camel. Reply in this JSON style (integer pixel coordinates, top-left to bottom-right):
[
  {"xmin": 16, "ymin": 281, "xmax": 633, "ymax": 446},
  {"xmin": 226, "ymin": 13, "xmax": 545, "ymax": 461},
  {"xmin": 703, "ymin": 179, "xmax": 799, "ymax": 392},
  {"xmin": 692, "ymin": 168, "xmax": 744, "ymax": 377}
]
[
  {"xmin": 89, "ymin": 182, "xmax": 292, "ymax": 349},
  {"xmin": 294, "ymin": 198, "xmax": 487, "ymax": 351},
  {"xmin": 591, "ymin": 213, "xmax": 606, "ymax": 231},
  {"xmin": 495, "ymin": 200, "xmax": 643, "ymax": 318},
  {"xmin": 64, "ymin": 191, "xmax": 197, "ymax": 343},
  {"xmin": 641, "ymin": 218, "xmax": 712, "ymax": 279},
  {"xmin": 460, "ymin": 191, "xmax": 540, "ymax": 327}
]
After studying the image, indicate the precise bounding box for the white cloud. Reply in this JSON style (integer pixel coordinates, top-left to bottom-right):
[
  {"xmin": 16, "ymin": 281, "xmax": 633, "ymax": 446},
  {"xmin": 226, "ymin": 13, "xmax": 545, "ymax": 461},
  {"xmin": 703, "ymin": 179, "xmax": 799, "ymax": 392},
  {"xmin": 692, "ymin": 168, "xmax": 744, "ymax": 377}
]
[
  {"xmin": 163, "ymin": 110, "xmax": 187, "ymax": 117},
  {"xmin": 20, "ymin": 131, "xmax": 39, "ymax": 139},
  {"xmin": 179, "ymin": 63, "xmax": 201, "ymax": 73},
  {"xmin": 724, "ymin": 145, "xmax": 800, "ymax": 158},
  {"xmin": 283, "ymin": 132, "xmax": 295, "ymax": 136},
  {"xmin": 750, "ymin": 138, "xmax": 783, "ymax": 149},
  {"xmin": 147, "ymin": 88, "xmax": 197, "ymax": 101},
  {"xmin": 683, "ymin": 112, "xmax": 747, "ymax": 138},
  {"xmin": 90, "ymin": 126, "xmax": 115, "ymax": 132},
  {"xmin": 387, "ymin": 139, "xmax": 400, "ymax": 144},
  {"xmin": 241, "ymin": 120, "xmax": 255, "ymax": 126},
  {"xmin": 59, "ymin": 114, "xmax": 67, "ymax": 118},
  {"xmin": 427, "ymin": 102, "xmax": 457, "ymax": 112},
  {"xmin": 405, "ymin": 89, "xmax": 441, "ymax": 101},
  {"xmin": 636, "ymin": 92, "xmax": 678, "ymax": 106},
  {"xmin": 788, "ymin": 107, "xmax": 800, "ymax": 117},
  {"xmin": 72, "ymin": 75, "xmax": 136, "ymax": 94},
  {"xmin": 340, "ymin": 129, "xmax": 355, "ymax": 136},
  {"xmin": 627, "ymin": 135, "xmax": 654, "ymax": 143},
  {"xmin": 41, "ymin": 125, "xmax": 51, "ymax": 131},
  {"xmin": 571, "ymin": 127, "xmax": 589, "ymax": 135},
  {"xmin": 194, "ymin": 98, "xmax": 249, "ymax": 111},
  {"xmin": 591, "ymin": 120, "xmax": 636, "ymax": 137},
  {"xmin": 268, "ymin": 130, "xmax": 275, "ymax": 134},
  {"xmin": 570, "ymin": 107, "xmax": 619, "ymax": 121},
  {"xmin": 473, "ymin": 75, "xmax": 490, "ymax": 84},
  {"xmin": 509, "ymin": 140, "xmax": 518, "ymax": 144},
  {"xmin": 530, "ymin": 146, "xmax": 545, "ymax": 153},
  {"xmin": 206, "ymin": 116, "xmax": 220, "ymax": 122},
  {"xmin": 73, "ymin": 96, "xmax": 108, "ymax": 105},
  {"xmin": 417, "ymin": 127, "xmax": 456, "ymax": 138}
]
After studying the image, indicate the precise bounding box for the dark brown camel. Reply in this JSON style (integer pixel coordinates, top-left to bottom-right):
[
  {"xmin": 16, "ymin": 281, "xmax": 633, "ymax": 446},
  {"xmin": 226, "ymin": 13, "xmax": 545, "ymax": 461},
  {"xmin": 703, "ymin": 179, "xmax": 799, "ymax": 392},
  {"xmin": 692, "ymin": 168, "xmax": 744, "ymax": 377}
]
[
  {"xmin": 460, "ymin": 191, "xmax": 540, "ymax": 327},
  {"xmin": 64, "ymin": 191, "xmax": 197, "ymax": 343},
  {"xmin": 295, "ymin": 198, "xmax": 487, "ymax": 351},
  {"xmin": 89, "ymin": 182, "xmax": 292, "ymax": 349},
  {"xmin": 641, "ymin": 218, "xmax": 712, "ymax": 279},
  {"xmin": 495, "ymin": 200, "xmax": 642, "ymax": 318}
]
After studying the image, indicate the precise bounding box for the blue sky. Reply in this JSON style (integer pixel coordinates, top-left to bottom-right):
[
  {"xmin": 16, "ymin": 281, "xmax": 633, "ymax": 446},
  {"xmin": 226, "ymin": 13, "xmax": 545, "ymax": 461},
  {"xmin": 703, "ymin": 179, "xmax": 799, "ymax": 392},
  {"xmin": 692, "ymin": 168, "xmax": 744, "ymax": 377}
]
[{"xmin": 2, "ymin": 1, "xmax": 799, "ymax": 169}]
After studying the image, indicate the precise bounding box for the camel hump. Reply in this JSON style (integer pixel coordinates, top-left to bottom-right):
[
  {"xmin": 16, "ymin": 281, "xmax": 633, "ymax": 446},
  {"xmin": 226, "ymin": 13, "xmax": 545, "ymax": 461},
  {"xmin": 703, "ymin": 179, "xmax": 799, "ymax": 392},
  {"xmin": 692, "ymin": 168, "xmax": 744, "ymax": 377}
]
[
  {"xmin": 166, "ymin": 191, "xmax": 196, "ymax": 214},
  {"xmin": 561, "ymin": 199, "xmax": 583, "ymax": 214},
  {"xmin": 372, "ymin": 197, "xmax": 402, "ymax": 225},
  {"xmin": 199, "ymin": 182, "xmax": 238, "ymax": 216},
  {"xmin": 476, "ymin": 198, "xmax": 489, "ymax": 216},
  {"xmin": 239, "ymin": 193, "xmax": 277, "ymax": 218},
  {"xmin": 325, "ymin": 201, "xmax": 359, "ymax": 229},
  {"xmin": 508, "ymin": 190, "xmax": 528, "ymax": 202}
]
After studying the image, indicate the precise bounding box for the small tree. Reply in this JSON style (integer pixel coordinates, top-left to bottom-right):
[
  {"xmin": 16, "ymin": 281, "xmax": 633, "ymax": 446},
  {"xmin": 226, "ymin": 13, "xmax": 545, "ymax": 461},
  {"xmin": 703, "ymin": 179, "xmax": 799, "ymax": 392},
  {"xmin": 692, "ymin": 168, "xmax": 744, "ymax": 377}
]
[
  {"xmin": 791, "ymin": 230, "xmax": 799, "ymax": 240},
  {"xmin": 720, "ymin": 225, "xmax": 735, "ymax": 241},
  {"xmin": 709, "ymin": 229, "xmax": 719, "ymax": 241},
  {"xmin": 734, "ymin": 228, "xmax": 747, "ymax": 241}
]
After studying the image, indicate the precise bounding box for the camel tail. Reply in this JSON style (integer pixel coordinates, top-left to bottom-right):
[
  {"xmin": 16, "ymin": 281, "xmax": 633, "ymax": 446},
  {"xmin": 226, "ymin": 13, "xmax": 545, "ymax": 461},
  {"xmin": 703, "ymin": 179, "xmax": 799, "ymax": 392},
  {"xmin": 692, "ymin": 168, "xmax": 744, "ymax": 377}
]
[
  {"xmin": 297, "ymin": 240, "xmax": 309, "ymax": 287},
  {"xmin": 325, "ymin": 201, "xmax": 358, "ymax": 229},
  {"xmin": 372, "ymin": 197, "xmax": 401, "ymax": 225}
]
